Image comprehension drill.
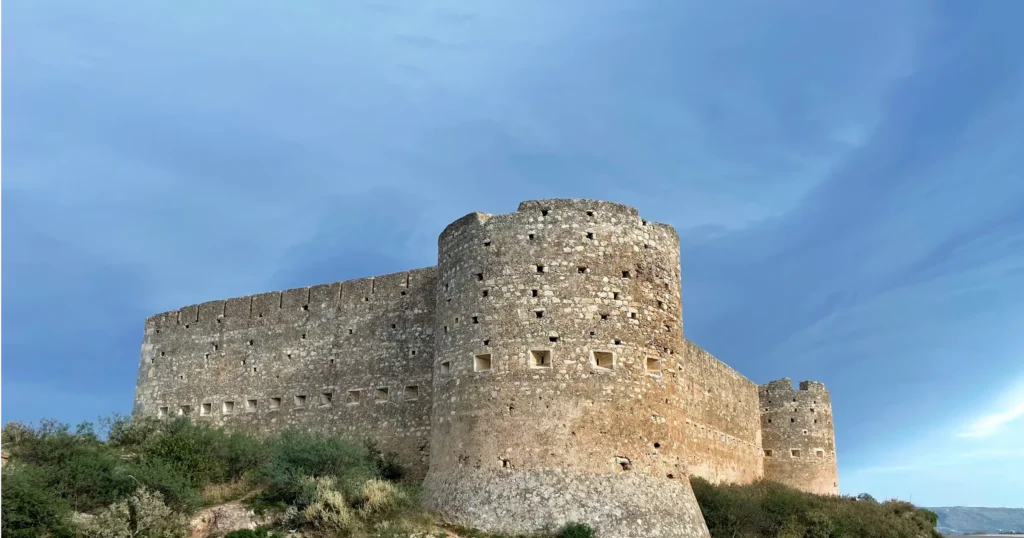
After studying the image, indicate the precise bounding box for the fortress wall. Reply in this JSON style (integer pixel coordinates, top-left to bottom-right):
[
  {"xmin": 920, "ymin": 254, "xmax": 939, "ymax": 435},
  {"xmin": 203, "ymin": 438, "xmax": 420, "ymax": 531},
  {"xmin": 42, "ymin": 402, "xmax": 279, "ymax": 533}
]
[
  {"xmin": 424, "ymin": 199, "xmax": 708, "ymax": 538},
  {"xmin": 680, "ymin": 339, "xmax": 764, "ymax": 485},
  {"xmin": 760, "ymin": 378, "xmax": 839, "ymax": 495},
  {"xmin": 133, "ymin": 267, "xmax": 438, "ymax": 478}
]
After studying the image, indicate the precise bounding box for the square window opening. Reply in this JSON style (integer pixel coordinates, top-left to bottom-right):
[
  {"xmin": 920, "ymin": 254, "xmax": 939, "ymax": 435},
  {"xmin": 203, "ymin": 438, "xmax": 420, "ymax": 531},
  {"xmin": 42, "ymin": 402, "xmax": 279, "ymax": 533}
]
[
  {"xmin": 375, "ymin": 387, "xmax": 389, "ymax": 403},
  {"xmin": 549, "ymin": 335, "xmax": 559, "ymax": 343},
  {"xmin": 529, "ymin": 349, "xmax": 552, "ymax": 369},
  {"xmin": 472, "ymin": 316, "xmax": 479, "ymax": 324},
  {"xmin": 577, "ymin": 266, "xmax": 588, "ymax": 274},
  {"xmin": 246, "ymin": 399, "xmax": 257, "ymax": 412},
  {"xmin": 474, "ymin": 354, "xmax": 492, "ymax": 372},
  {"xmin": 441, "ymin": 361, "xmax": 451, "ymax": 375},
  {"xmin": 765, "ymin": 449, "xmax": 774, "ymax": 457},
  {"xmin": 791, "ymin": 449, "xmax": 801, "ymax": 457},
  {"xmin": 482, "ymin": 289, "xmax": 489, "ymax": 297},
  {"xmin": 622, "ymin": 270, "xmax": 631, "ymax": 279},
  {"xmin": 158, "ymin": 406, "xmax": 168, "ymax": 418},
  {"xmin": 541, "ymin": 209, "xmax": 549, "ymax": 216},
  {"xmin": 528, "ymin": 232, "xmax": 536, "ymax": 240},
  {"xmin": 222, "ymin": 401, "xmax": 235, "ymax": 415},
  {"xmin": 613, "ymin": 292, "xmax": 620, "ymax": 300},
  {"xmin": 531, "ymin": 289, "xmax": 539, "ymax": 297},
  {"xmin": 321, "ymin": 392, "xmax": 333, "ymax": 406},
  {"xmin": 586, "ymin": 210, "xmax": 595, "ymax": 217},
  {"xmin": 475, "ymin": 272, "xmax": 484, "ymax": 281},
  {"xmin": 593, "ymin": 351, "xmax": 614, "ymax": 370},
  {"xmin": 535, "ymin": 265, "xmax": 546, "ymax": 273},
  {"xmin": 347, "ymin": 390, "xmax": 361, "ymax": 405},
  {"xmin": 405, "ymin": 386, "xmax": 419, "ymax": 401},
  {"xmin": 294, "ymin": 395, "xmax": 307, "ymax": 407},
  {"xmin": 178, "ymin": 405, "xmax": 191, "ymax": 416},
  {"xmin": 646, "ymin": 357, "xmax": 663, "ymax": 375},
  {"xmin": 269, "ymin": 397, "xmax": 281, "ymax": 410},
  {"xmin": 535, "ymin": 310, "xmax": 544, "ymax": 319},
  {"xmin": 585, "ymin": 232, "xmax": 595, "ymax": 240},
  {"xmin": 201, "ymin": 403, "xmax": 212, "ymax": 416}
]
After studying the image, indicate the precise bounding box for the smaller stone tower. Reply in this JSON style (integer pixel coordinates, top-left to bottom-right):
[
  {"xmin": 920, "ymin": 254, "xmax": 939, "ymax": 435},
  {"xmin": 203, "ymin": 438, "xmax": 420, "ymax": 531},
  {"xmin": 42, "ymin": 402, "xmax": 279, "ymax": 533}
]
[{"xmin": 759, "ymin": 378, "xmax": 839, "ymax": 495}]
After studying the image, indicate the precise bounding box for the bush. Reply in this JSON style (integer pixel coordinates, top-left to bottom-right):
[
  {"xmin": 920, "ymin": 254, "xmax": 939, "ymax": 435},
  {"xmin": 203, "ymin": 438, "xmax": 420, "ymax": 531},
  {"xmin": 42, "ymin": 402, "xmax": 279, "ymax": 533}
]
[
  {"xmin": 257, "ymin": 429, "xmax": 378, "ymax": 506},
  {"xmin": 76, "ymin": 486, "xmax": 188, "ymax": 538},
  {"xmin": 1, "ymin": 462, "xmax": 75, "ymax": 538},
  {"xmin": 560, "ymin": 522, "xmax": 597, "ymax": 538},
  {"xmin": 301, "ymin": 476, "xmax": 356, "ymax": 531},
  {"xmin": 691, "ymin": 477, "xmax": 943, "ymax": 538},
  {"xmin": 134, "ymin": 417, "xmax": 266, "ymax": 487},
  {"xmin": 1, "ymin": 419, "xmax": 134, "ymax": 513}
]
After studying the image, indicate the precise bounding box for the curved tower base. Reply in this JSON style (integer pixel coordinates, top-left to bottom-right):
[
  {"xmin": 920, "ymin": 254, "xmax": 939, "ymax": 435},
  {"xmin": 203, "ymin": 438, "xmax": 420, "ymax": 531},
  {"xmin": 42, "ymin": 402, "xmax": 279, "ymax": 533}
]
[{"xmin": 424, "ymin": 469, "xmax": 710, "ymax": 538}]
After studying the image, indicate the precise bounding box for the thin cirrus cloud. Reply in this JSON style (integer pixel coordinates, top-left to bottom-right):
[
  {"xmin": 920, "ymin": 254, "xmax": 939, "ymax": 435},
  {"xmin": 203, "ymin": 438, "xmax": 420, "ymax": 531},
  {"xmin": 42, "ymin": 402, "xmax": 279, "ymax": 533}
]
[{"xmin": 958, "ymin": 380, "xmax": 1024, "ymax": 439}]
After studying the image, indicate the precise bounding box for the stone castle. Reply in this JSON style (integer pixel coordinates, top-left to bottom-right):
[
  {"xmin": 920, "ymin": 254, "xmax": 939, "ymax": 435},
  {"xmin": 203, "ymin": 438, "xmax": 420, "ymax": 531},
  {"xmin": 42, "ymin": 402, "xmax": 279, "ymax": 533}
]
[{"xmin": 134, "ymin": 199, "xmax": 839, "ymax": 538}]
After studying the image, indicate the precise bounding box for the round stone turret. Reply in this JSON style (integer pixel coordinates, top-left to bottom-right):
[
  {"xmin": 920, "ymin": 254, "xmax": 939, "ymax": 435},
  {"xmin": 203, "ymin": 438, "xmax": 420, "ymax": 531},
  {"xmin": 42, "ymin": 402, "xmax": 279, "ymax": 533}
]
[
  {"xmin": 423, "ymin": 199, "xmax": 709, "ymax": 537},
  {"xmin": 759, "ymin": 378, "xmax": 839, "ymax": 495}
]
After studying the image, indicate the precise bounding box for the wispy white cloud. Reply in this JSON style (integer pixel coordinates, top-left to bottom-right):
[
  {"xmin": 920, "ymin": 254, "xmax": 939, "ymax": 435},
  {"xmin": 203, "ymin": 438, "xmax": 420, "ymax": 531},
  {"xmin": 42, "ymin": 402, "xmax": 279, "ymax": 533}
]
[{"xmin": 958, "ymin": 379, "xmax": 1024, "ymax": 438}]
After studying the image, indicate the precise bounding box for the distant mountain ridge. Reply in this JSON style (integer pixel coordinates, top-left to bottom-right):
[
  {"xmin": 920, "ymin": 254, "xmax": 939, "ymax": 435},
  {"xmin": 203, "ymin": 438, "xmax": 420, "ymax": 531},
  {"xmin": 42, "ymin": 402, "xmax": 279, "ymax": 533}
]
[{"xmin": 927, "ymin": 506, "xmax": 1024, "ymax": 535}]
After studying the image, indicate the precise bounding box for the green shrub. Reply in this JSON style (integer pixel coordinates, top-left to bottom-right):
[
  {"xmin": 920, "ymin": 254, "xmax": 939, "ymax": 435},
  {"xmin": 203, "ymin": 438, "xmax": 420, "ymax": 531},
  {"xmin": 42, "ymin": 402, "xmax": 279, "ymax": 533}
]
[
  {"xmin": 560, "ymin": 522, "xmax": 597, "ymax": 538},
  {"xmin": 1, "ymin": 462, "xmax": 75, "ymax": 538},
  {"xmin": 257, "ymin": 429, "xmax": 378, "ymax": 506},
  {"xmin": 136, "ymin": 417, "xmax": 265, "ymax": 487},
  {"xmin": 691, "ymin": 477, "xmax": 944, "ymax": 538},
  {"xmin": 120, "ymin": 458, "xmax": 203, "ymax": 511},
  {"xmin": 1, "ymin": 419, "xmax": 134, "ymax": 512}
]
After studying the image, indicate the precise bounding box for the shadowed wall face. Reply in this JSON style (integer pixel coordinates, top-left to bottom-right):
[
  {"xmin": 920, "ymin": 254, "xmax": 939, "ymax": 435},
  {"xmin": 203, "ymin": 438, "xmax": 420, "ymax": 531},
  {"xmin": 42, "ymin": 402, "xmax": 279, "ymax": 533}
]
[
  {"xmin": 424, "ymin": 199, "xmax": 709, "ymax": 538},
  {"xmin": 133, "ymin": 267, "xmax": 438, "ymax": 477},
  {"xmin": 760, "ymin": 378, "xmax": 839, "ymax": 495}
]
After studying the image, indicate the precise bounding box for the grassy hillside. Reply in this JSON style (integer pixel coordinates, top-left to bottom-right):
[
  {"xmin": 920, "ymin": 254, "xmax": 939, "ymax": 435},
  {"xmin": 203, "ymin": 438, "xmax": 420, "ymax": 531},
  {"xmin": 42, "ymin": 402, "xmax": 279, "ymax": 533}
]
[
  {"xmin": 927, "ymin": 506, "xmax": 1024, "ymax": 535},
  {"xmin": 2, "ymin": 415, "xmax": 944, "ymax": 538}
]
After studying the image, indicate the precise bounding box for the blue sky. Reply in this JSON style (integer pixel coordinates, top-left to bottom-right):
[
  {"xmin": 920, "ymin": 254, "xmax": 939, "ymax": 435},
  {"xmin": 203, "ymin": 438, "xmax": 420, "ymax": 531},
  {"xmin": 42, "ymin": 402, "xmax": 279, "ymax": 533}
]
[{"xmin": 3, "ymin": 0, "xmax": 1023, "ymax": 508}]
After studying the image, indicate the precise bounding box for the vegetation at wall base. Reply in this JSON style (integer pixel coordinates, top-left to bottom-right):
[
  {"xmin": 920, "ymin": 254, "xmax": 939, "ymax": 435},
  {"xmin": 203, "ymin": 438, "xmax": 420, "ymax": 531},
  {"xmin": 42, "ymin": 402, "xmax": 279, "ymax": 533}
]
[
  {"xmin": 692, "ymin": 477, "xmax": 943, "ymax": 538},
  {"xmin": 1, "ymin": 414, "xmax": 940, "ymax": 538}
]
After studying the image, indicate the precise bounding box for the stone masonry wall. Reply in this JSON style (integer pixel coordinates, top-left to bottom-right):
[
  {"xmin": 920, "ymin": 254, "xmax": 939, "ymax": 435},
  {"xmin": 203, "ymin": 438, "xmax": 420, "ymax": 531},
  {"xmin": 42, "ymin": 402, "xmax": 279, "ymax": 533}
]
[
  {"xmin": 759, "ymin": 378, "xmax": 839, "ymax": 495},
  {"xmin": 423, "ymin": 199, "xmax": 709, "ymax": 538},
  {"xmin": 133, "ymin": 268, "xmax": 437, "ymax": 478},
  {"xmin": 680, "ymin": 339, "xmax": 764, "ymax": 485}
]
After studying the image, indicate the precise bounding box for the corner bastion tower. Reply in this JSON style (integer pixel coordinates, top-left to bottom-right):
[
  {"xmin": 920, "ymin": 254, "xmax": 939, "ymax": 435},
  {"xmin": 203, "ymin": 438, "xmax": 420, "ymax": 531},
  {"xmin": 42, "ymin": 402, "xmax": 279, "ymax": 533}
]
[{"xmin": 134, "ymin": 199, "xmax": 839, "ymax": 538}]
